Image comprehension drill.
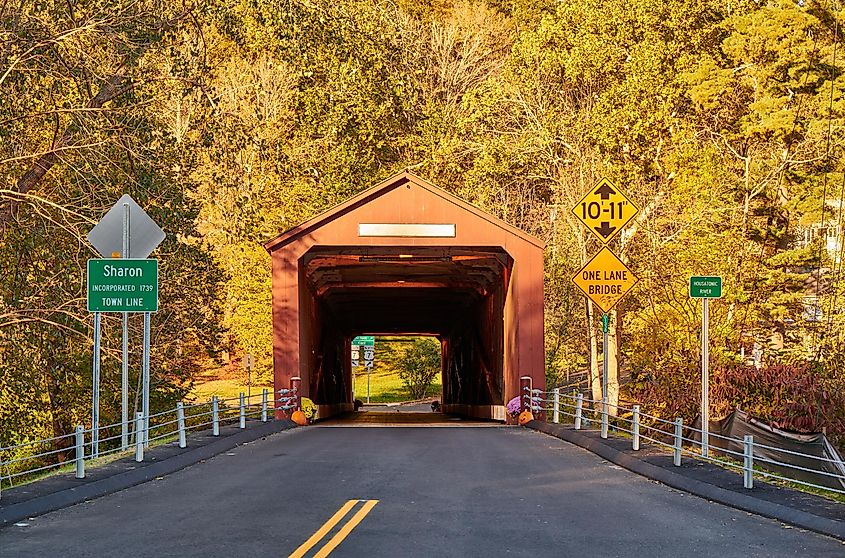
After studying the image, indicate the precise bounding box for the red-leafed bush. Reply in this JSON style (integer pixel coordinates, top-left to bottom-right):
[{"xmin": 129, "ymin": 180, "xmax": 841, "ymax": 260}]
[
  {"xmin": 711, "ymin": 364, "xmax": 844, "ymax": 436},
  {"xmin": 626, "ymin": 363, "xmax": 845, "ymax": 448}
]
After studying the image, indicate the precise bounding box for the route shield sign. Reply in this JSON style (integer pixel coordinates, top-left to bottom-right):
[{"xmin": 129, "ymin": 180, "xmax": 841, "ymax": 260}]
[
  {"xmin": 689, "ymin": 276, "xmax": 722, "ymax": 299},
  {"xmin": 572, "ymin": 178, "xmax": 639, "ymax": 244},
  {"xmin": 351, "ymin": 336, "xmax": 374, "ymax": 367},
  {"xmin": 88, "ymin": 259, "xmax": 158, "ymax": 312},
  {"xmin": 572, "ymin": 247, "xmax": 638, "ymax": 313}
]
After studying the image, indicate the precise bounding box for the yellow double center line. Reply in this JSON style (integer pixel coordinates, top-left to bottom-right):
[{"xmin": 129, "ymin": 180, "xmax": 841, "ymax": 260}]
[{"xmin": 289, "ymin": 499, "xmax": 379, "ymax": 558}]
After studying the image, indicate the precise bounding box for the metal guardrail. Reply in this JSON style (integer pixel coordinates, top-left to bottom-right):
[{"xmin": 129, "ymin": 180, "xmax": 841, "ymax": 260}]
[
  {"xmin": 0, "ymin": 388, "xmax": 290, "ymax": 499},
  {"xmin": 10, "ymin": 382, "xmax": 842, "ymax": 500},
  {"xmin": 531, "ymin": 387, "xmax": 845, "ymax": 496}
]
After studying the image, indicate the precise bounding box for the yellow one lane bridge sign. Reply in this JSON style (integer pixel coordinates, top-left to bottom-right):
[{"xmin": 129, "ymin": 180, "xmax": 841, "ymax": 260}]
[{"xmin": 572, "ymin": 247, "xmax": 639, "ymax": 314}]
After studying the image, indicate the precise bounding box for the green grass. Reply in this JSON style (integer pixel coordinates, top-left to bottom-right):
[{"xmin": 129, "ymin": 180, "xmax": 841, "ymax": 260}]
[
  {"xmin": 353, "ymin": 369, "xmax": 441, "ymax": 403},
  {"xmin": 188, "ymin": 378, "xmax": 272, "ymax": 404},
  {"xmin": 187, "ymin": 370, "xmax": 441, "ymax": 405},
  {"xmin": 2, "ymin": 449, "xmax": 136, "ymax": 490},
  {"xmin": 2, "ymin": 431, "xmax": 186, "ymax": 491}
]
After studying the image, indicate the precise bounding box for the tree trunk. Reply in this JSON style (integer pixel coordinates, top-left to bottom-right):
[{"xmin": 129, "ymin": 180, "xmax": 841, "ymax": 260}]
[
  {"xmin": 1, "ymin": 74, "xmax": 126, "ymax": 230},
  {"xmin": 607, "ymin": 308, "xmax": 619, "ymax": 416}
]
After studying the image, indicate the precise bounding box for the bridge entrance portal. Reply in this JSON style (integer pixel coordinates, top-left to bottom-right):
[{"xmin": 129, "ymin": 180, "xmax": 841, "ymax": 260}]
[{"xmin": 264, "ymin": 172, "xmax": 544, "ymax": 421}]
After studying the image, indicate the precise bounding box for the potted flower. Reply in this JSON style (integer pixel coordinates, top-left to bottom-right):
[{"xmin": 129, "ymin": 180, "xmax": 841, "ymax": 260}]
[
  {"xmin": 506, "ymin": 396, "xmax": 522, "ymax": 419},
  {"xmin": 506, "ymin": 395, "xmax": 534, "ymax": 425}
]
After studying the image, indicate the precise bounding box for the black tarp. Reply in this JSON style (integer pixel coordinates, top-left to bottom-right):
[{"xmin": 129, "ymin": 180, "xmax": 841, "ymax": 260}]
[{"xmin": 689, "ymin": 409, "xmax": 845, "ymax": 490}]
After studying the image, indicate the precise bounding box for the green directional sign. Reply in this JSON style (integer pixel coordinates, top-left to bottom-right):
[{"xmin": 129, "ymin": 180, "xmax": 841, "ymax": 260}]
[
  {"xmin": 689, "ymin": 276, "xmax": 722, "ymax": 299},
  {"xmin": 88, "ymin": 259, "xmax": 158, "ymax": 312},
  {"xmin": 352, "ymin": 335, "xmax": 375, "ymax": 346}
]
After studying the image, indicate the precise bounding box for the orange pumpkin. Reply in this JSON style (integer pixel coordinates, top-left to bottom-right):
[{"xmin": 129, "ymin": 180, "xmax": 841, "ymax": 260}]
[
  {"xmin": 518, "ymin": 410, "xmax": 534, "ymax": 425},
  {"xmin": 291, "ymin": 410, "xmax": 308, "ymax": 426}
]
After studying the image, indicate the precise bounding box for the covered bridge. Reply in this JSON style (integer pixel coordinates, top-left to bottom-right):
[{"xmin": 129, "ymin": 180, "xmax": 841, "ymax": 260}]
[{"xmin": 263, "ymin": 171, "xmax": 544, "ymax": 420}]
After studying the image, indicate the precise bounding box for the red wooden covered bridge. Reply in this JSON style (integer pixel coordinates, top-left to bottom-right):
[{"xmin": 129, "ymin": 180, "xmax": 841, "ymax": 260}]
[{"xmin": 263, "ymin": 171, "xmax": 544, "ymax": 420}]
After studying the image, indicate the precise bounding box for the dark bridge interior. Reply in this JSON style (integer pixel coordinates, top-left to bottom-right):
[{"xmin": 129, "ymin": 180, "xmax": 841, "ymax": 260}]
[{"xmin": 299, "ymin": 246, "xmax": 512, "ymax": 412}]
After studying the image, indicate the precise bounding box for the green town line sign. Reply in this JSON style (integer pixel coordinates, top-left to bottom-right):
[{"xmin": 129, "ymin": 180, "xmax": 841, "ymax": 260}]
[{"xmin": 87, "ymin": 259, "xmax": 158, "ymax": 312}]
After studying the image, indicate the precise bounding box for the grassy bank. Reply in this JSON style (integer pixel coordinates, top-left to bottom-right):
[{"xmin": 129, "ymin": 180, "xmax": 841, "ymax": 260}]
[
  {"xmin": 353, "ymin": 368, "xmax": 441, "ymax": 403},
  {"xmin": 188, "ymin": 367, "xmax": 442, "ymax": 404}
]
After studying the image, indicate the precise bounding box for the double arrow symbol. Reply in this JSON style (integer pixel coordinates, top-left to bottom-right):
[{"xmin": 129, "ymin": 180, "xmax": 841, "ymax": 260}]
[{"xmin": 593, "ymin": 181, "xmax": 617, "ymax": 239}]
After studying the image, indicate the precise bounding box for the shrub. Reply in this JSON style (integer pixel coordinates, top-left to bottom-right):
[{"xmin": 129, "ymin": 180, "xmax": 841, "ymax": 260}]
[
  {"xmin": 711, "ymin": 364, "xmax": 845, "ymax": 437},
  {"xmin": 397, "ymin": 338, "xmax": 441, "ymax": 400},
  {"xmin": 626, "ymin": 362, "xmax": 845, "ymax": 448}
]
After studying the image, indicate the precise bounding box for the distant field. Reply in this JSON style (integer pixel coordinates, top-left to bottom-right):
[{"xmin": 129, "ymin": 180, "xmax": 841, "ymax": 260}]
[
  {"xmin": 353, "ymin": 368, "xmax": 441, "ymax": 403},
  {"xmin": 189, "ymin": 367, "xmax": 441, "ymax": 404},
  {"xmin": 188, "ymin": 378, "xmax": 272, "ymax": 404},
  {"xmin": 186, "ymin": 360, "xmax": 272, "ymax": 405}
]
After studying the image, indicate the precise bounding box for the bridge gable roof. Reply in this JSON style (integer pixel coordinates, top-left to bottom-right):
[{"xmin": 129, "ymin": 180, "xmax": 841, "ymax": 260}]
[{"xmin": 263, "ymin": 171, "xmax": 544, "ymax": 253}]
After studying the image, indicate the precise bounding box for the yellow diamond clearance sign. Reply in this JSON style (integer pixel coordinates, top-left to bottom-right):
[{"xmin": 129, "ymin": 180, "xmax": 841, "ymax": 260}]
[
  {"xmin": 572, "ymin": 178, "xmax": 639, "ymax": 244},
  {"xmin": 572, "ymin": 247, "xmax": 639, "ymax": 314}
]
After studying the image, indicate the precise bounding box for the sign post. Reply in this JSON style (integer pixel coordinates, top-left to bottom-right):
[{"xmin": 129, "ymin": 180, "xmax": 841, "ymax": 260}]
[
  {"xmin": 351, "ymin": 343, "xmax": 359, "ymax": 399},
  {"xmin": 121, "ymin": 202, "xmax": 130, "ymax": 450},
  {"xmin": 87, "ymin": 258, "xmax": 159, "ymax": 446},
  {"xmin": 571, "ymin": 178, "xmax": 640, "ymax": 436},
  {"xmin": 701, "ymin": 297, "xmax": 709, "ymax": 456},
  {"xmin": 352, "ymin": 336, "xmax": 375, "ymax": 403},
  {"xmin": 689, "ymin": 276, "xmax": 722, "ymax": 457},
  {"xmin": 572, "ymin": 249, "xmax": 638, "ymax": 438},
  {"xmin": 87, "ymin": 195, "xmax": 164, "ymax": 452},
  {"xmin": 601, "ymin": 313, "xmax": 610, "ymax": 438},
  {"xmin": 142, "ymin": 312, "xmax": 151, "ymax": 446},
  {"xmin": 92, "ymin": 311, "xmax": 101, "ymax": 457}
]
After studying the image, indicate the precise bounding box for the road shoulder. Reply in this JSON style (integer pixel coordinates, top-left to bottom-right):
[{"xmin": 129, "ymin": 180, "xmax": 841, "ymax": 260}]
[
  {"xmin": 0, "ymin": 419, "xmax": 296, "ymax": 528},
  {"xmin": 529, "ymin": 420, "xmax": 845, "ymax": 541}
]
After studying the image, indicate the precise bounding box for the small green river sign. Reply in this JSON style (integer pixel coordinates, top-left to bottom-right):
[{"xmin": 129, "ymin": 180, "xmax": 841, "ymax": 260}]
[
  {"xmin": 689, "ymin": 276, "xmax": 722, "ymax": 299},
  {"xmin": 87, "ymin": 259, "xmax": 158, "ymax": 312}
]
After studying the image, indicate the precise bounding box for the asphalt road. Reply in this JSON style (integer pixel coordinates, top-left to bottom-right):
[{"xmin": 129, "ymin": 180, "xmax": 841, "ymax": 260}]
[{"xmin": 2, "ymin": 423, "xmax": 843, "ymax": 557}]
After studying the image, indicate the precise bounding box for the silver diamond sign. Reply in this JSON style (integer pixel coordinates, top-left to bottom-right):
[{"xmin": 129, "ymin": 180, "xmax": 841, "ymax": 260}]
[{"xmin": 87, "ymin": 194, "xmax": 165, "ymax": 258}]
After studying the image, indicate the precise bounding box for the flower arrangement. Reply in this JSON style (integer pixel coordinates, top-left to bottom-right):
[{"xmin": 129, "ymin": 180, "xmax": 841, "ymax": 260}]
[
  {"xmin": 506, "ymin": 396, "xmax": 522, "ymax": 418},
  {"xmin": 300, "ymin": 397, "xmax": 317, "ymax": 420}
]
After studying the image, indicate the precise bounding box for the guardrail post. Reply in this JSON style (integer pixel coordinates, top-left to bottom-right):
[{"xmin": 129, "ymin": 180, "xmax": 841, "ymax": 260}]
[
  {"xmin": 177, "ymin": 402, "xmax": 186, "ymax": 449},
  {"xmin": 212, "ymin": 395, "xmax": 220, "ymax": 436},
  {"xmin": 552, "ymin": 388, "xmax": 560, "ymax": 424},
  {"xmin": 632, "ymin": 405, "xmax": 640, "ymax": 451},
  {"xmin": 75, "ymin": 425, "xmax": 85, "ymax": 479},
  {"xmin": 600, "ymin": 399, "xmax": 609, "ymax": 439},
  {"xmin": 743, "ymin": 435, "xmax": 754, "ymax": 489},
  {"xmin": 519, "ymin": 376, "xmax": 532, "ymax": 413},
  {"xmin": 290, "ymin": 377, "xmax": 302, "ymax": 410},
  {"xmin": 673, "ymin": 418, "xmax": 683, "ymax": 466},
  {"xmin": 575, "ymin": 393, "xmax": 583, "ymax": 429},
  {"xmin": 135, "ymin": 412, "xmax": 144, "ymax": 462},
  {"xmin": 261, "ymin": 388, "xmax": 268, "ymax": 422},
  {"xmin": 239, "ymin": 392, "xmax": 246, "ymax": 429}
]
